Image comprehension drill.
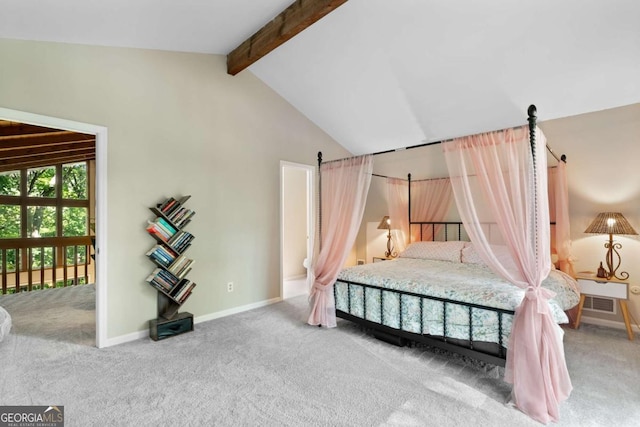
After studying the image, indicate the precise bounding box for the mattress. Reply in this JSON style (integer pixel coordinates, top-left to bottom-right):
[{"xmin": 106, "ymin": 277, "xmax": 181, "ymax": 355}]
[{"xmin": 335, "ymin": 258, "xmax": 580, "ymax": 345}]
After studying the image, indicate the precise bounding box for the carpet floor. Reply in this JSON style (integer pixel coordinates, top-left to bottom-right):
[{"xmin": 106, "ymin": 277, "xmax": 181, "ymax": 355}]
[{"xmin": 0, "ymin": 285, "xmax": 639, "ymax": 426}]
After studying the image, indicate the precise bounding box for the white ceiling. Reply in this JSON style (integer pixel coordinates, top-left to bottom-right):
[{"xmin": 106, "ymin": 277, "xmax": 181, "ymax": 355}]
[{"xmin": 2, "ymin": 0, "xmax": 639, "ymax": 155}]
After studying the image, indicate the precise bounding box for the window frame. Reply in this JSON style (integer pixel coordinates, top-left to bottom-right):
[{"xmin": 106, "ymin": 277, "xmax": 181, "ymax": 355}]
[{"xmin": 0, "ymin": 161, "xmax": 91, "ymax": 270}]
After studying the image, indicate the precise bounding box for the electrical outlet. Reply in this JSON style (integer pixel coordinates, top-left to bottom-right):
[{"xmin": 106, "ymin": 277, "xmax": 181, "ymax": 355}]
[{"xmin": 227, "ymin": 282, "xmax": 234, "ymax": 292}]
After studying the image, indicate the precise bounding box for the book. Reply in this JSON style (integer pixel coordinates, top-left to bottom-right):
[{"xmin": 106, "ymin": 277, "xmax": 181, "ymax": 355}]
[
  {"xmin": 170, "ymin": 279, "xmax": 191, "ymax": 300},
  {"xmin": 146, "ymin": 223, "xmax": 169, "ymax": 242},
  {"xmin": 156, "ymin": 217, "xmax": 177, "ymax": 236},
  {"xmin": 160, "ymin": 198, "xmax": 177, "ymax": 213},
  {"xmin": 176, "ymin": 281, "xmax": 195, "ymax": 302},
  {"xmin": 178, "ymin": 283, "xmax": 196, "ymax": 303}
]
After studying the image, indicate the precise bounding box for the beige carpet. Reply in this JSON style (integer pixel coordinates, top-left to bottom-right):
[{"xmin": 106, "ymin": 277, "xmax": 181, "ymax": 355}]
[
  {"xmin": 0, "ymin": 286, "xmax": 639, "ymax": 426},
  {"xmin": 0, "ymin": 284, "xmax": 95, "ymax": 346}
]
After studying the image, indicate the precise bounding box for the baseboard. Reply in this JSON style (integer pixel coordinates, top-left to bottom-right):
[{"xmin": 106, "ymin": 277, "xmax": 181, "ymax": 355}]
[
  {"xmin": 102, "ymin": 297, "xmax": 283, "ymax": 347},
  {"xmin": 103, "ymin": 329, "xmax": 148, "ymax": 347},
  {"xmin": 579, "ymin": 316, "xmax": 640, "ymax": 332},
  {"xmin": 194, "ymin": 297, "xmax": 282, "ymax": 324}
]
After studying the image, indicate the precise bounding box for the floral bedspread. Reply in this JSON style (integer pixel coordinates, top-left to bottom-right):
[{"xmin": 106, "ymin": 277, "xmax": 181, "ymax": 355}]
[{"xmin": 335, "ymin": 258, "xmax": 580, "ymax": 345}]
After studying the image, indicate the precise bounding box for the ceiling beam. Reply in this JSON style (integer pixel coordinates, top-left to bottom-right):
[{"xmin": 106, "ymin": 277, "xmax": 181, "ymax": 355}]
[
  {"xmin": 227, "ymin": 0, "xmax": 348, "ymax": 75},
  {"xmin": 0, "ymin": 141, "xmax": 95, "ymax": 160},
  {"xmin": 0, "ymin": 120, "xmax": 91, "ymax": 138},
  {"xmin": 0, "ymin": 131, "xmax": 95, "ymax": 149}
]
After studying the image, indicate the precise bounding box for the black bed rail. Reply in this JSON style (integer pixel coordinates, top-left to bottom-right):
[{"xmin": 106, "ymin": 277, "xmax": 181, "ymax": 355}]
[
  {"xmin": 409, "ymin": 221, "xmax": 464, "ymax": 242},
  {"xmin": 335, "ymin": 278, "xmax": 515, "ymax": 367}
]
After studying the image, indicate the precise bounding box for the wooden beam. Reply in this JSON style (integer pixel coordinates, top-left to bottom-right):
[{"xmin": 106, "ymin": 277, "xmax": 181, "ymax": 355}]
[
  {"xmin": 0, "ymin": 120, "xmax": 90, "ymax": 138},
  {"xmin": 0, "ymin": 141, "xmax": 95, "ymax": 160},
  {"xmin": 227, "ymin": 0, "xmax": 348, "ymax": 75},
  {"xmin": 0, "ymin": 131, "xmax": 94, "ymax": 147}
]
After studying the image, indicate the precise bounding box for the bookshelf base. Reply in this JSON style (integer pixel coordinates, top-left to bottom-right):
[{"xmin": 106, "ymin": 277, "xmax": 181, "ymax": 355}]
[{"xmin": 149, "ymin": 312, "xmax": 194, "ymax": 341}]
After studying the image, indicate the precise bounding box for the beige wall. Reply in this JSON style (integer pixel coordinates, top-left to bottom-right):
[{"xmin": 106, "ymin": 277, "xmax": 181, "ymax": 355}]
[
  {"xmin": 357, "ymin": 104, "xmax": 640, "ymax": 328},
  {"xmin": 0, "ymin": 39, "xmax": 349, "ymax": 340},
  {"xmin": 282, "ymin": 166, "xmax": 307, "ymax": 279}
]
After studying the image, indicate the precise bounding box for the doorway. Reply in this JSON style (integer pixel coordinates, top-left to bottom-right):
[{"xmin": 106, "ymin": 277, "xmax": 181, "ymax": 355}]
[
  {"xmin": 280, "ymin": 161, "xmax": 314, "ymax": 300},
  {"xmin": 0, "ymin": 107, "xmax": 107, "ymax": 347}
]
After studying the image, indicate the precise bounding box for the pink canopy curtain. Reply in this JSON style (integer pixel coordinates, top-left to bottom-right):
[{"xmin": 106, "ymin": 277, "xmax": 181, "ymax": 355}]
[
  {"xmin": 410, "ymin": 178, "xmax": 453, "ymax": 241},
  {"xmin": 550, "ymin": 163, "xmax": 575, "ymax": 277},
  {"xmin": 387, "ymin": 178, "xmax": 409, "ymax": 253},
  {"xmin": 308, "ymin": 155, "xmax": 373, "ymax": 328},
  {"xmin": 443, "ymin": 126, "xmax": 572, "ymax": 424},
  {"xmin": 549, "ymin": 163, "xmax": 578, "ymax": 327},
  {"xmin": 548, "ymin": 167, "xmax": 558, "ymax": 259}
]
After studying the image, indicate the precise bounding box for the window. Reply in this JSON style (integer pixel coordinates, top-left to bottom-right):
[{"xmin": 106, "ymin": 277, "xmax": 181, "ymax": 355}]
[
  {"xmin": 0, "ymin": 162, "xmax": 90, "ymax": 240},
  {"xmin": 0, "ymin": 171, "xmax": 20, "ymax": 196},
  {"xmin": 62, "ymin": 163, "xmax": 88, "ymax": 200},
  {"xmin": 1, "ymin": 161, "xmax": 92, "ymax": 289},
  {"xmin": 27, "ymin": 166, "xmax": 57, "ymax": 198}
]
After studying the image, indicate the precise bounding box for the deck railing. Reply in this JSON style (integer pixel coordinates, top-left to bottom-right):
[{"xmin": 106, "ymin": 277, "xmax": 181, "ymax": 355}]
[{"xmin": 0, "ymin": 236, "xmax": 94, "ymax": 294}]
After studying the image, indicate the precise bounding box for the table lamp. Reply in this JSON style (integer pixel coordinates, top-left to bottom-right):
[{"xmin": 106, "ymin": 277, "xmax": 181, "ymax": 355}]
[
  {"xmin": 377, "ymin": 216, "xmax": 397, "ymax": 258},
  {"xmin": 584, "ymin": 212, "xmax": 637, "ymax": 280}
]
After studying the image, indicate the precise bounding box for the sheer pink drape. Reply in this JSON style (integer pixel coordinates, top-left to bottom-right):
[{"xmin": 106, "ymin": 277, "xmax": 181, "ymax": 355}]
[
  {"xmin": 443, "ymin": 126, "xmax": 572, "ymax": 424},
  {"xmin": 308, "ymin": 155, "xmax": 373, "ymax": 328},
  {"xmin": 548, "ymin": 167, "xmax": 557, "ymax": 255},
  {"xmin": 409, "ymin": 178, "xmax": 453, "ymax": 241},
  {"xmin": 387, "ymin": 178, "xmax": 409, "ymax": 252},
  {"xmin": 552, "ymin": 163, "xmax": 575, "ymax": 277}
]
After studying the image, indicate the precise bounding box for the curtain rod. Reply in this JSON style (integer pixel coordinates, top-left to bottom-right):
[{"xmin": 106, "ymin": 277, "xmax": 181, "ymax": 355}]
[
  {"xmin": 546, "ymin": 145, "xmax": 567, "ymax": 163},
  {"xmin": 374, "ymin": 139, "xmax": 566, "ymax": 164},
  {"xmin": 318, "ymin": 110, "xmax": 567, "ymax": 166}
]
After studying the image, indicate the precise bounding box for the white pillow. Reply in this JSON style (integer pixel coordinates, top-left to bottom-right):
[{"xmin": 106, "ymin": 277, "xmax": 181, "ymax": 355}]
[
  {"xmin": 399, "ymin": 241, "xmax": 465, "ymax": 263},
  {"xmin": 461, "ymin": 242, "xmax": 485, "ymax": 265},
  {"xmin": 462, "ymin": 243, "xmax": 525, "ymax": 270}
]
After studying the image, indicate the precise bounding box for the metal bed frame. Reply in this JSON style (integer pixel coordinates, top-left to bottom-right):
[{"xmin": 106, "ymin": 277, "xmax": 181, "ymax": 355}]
[{"xmin": 334, "ymin": 222, "xmax": 515, "ymax": 367}]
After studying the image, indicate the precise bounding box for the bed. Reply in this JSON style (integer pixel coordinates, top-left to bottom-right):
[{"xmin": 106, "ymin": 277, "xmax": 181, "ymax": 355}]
[
  {"xmin": 314, "ymin": 105, "xmax": 575, "ymax": 422},
  {"xmin": 334, "ymin": 236, "xmax": 579, "ymax": 366}
]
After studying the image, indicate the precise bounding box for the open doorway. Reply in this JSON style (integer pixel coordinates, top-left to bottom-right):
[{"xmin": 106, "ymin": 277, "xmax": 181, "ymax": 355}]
[
  {"xmin": 0, "ymin": 108, "xmax": 107, "ymax": 347},
  {"xmin": 280, "ymin": 161, "xmax": 314, "ymax": 300}
]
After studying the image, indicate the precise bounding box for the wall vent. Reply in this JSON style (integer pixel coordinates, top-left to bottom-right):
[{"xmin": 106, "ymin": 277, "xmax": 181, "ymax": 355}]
[{"xmin": 583, "ymin": 296, "xmax": 616, "ymax": 314}]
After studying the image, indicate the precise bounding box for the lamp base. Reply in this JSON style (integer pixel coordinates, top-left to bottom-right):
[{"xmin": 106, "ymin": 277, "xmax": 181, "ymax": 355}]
[
  {"xmin": 604, "ymin": 236, "xmax": 629, "ymax": 281},
  {"xmin": 385, "ymin": 231, "xmax": 397, "ymax": 258}
]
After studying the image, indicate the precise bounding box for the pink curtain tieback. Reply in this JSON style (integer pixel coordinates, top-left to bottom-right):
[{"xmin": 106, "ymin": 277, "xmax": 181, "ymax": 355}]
[
  {"xmin": 525, "ymin": 286, "xmax": 556, "ymax": 314},
  {"xmin": 311, "ymin": 281, "xmax": 330, "ymax": 293}
]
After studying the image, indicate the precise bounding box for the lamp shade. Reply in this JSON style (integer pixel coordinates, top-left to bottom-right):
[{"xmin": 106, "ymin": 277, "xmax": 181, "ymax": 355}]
[
  {"xmin": 584, "ymin": 212, "xmax": 638, "ymax": 236},
  {"xmin": 377, "ymin": 216, "xmax": 390, "ymax": 230}
]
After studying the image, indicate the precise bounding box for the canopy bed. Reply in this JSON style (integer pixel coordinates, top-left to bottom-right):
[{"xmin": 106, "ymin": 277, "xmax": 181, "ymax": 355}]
[{"xmin": 308, "ymin": 105, "xmax": 577, "ymax": 424}]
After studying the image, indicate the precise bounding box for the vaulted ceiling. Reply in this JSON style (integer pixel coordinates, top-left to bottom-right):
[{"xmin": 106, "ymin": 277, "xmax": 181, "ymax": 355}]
[{"xmin": 1, "ymin": 0, "xmax": 638, "ymax": 155}]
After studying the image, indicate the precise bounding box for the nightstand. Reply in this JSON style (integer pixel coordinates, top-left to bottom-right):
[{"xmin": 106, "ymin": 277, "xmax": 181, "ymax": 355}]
[
  {"xmin": 373, "ymin": 256, "xmax": 393, "ymax": 262},
  {"xmin": 574, "ymin": 273, "xmax": 634, "ymax": 340}
]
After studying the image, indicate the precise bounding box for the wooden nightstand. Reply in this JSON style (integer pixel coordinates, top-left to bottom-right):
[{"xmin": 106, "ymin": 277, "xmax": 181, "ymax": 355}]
[{"xmin": 574, "ymin": 273, "xmax": 634, "ymax": 340}]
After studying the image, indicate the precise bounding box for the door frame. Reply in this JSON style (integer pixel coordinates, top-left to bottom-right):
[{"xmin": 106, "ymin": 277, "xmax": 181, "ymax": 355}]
[
  {"xmin": 0, "ymin": 107, "xmax": 108, "ymax": 348},
  {"xmin": 280, "ymin": 161, "xmax": 315, "ymax": 299}
]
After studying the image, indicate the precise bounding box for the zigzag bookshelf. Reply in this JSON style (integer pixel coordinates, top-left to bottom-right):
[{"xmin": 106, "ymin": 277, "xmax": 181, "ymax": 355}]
[{"xmin": 145, "ymin": 195, "xmax": 196, "ymax": 340}]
